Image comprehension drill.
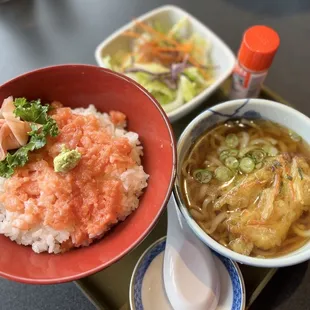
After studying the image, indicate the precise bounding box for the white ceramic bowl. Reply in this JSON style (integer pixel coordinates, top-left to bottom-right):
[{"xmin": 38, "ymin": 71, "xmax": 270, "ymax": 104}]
[
  {"xmin": 94, "ymin": 5, "xmax": 235, "ymax": 122},
  {"xmin": 174, "ymin": 98, "xmax": 310, "ymax": 268}
]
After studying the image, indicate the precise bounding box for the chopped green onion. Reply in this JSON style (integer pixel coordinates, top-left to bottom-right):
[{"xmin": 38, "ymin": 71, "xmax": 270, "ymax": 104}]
[
  {"xmin": 220, "ymin": 149, "xmax": 239, "ymax": 162},
  {"xmin": 193, "ymin": 169, "xmax": 212, "ymax": 183},
  {"xmin": 229, "ymin": 149, "xmax": 239, "ymax": 157},
  {"xmin": 215, "ymin": 166, "xmax": 233, "ymax": 182},
  {"xmin": 219, "ymin": 150, "xmax": 230, "ymax": 162},
  {"xmin": 263, "ymin": 145, "xmax": 278, "ymax": 157},
  {"xmin": 240, "ymin": 157, "xmax": 255, "ymax": 173},
  {"xmin": 225, "ymin": 156, "xmax": 239, "ymax": 170},
  {"xmin": 225, "ymin": 134, "xmax": 239, "ymax": 148},
  {"xmin": 255, "ymin": 162, "xmax": 263, "ymax": 169},
  {"xmin": 238, "ymin": 146, "xmax": 257, "ymax": 158},
  {"xmin": 252, "ymin": 150, "xmax": 266, "ymax": 163},
  {"xmin": 289, "ymin": 130, "xmax": 301, "ymax": 142}
]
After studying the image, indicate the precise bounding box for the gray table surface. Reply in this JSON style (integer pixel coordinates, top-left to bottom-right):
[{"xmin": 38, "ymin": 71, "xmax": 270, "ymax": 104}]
[{"xmin": 0, "ymin": 0, "xmax": 310, "ymax": 309}]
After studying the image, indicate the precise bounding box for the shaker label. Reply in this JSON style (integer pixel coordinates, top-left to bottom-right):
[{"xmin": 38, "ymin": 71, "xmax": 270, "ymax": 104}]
[
  {"xmin": 230, "ymin": 64, "xmax": 268, "ymax": 99},
  {"xmin": 232, "ymin": 66, "xmax": 250, "ymax": 89}
]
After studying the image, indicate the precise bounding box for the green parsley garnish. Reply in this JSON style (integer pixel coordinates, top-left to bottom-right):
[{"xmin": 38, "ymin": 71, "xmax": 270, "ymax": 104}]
[{"xmin": 0, "ymin": 98, "xmax": 59, "ymax": 178}]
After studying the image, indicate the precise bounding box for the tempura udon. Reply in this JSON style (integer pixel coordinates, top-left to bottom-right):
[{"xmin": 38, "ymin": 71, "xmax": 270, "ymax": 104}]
[{"xmin": 181, "ymin": 119, "xmax": 310, "ymax": 258}]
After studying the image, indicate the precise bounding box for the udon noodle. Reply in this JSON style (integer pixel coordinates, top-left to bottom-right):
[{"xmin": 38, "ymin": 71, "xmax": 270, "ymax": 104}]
[{"xmin": 181, "ymin": 119, "xmax": 310, "ymax": 258}]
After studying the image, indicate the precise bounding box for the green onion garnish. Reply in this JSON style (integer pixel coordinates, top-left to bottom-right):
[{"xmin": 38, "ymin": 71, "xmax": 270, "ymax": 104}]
[
  {"xmin": 224, "ymin": 156, "xmax": 239, "ymax": 170},
  {"xmin": 252, "ymin": 150, "xmax": 266, "ymax": 163},
  {"xmin": 225, "ymin": 134, "xmax": 239, "ymax": 148},
  {"xmin": 220, "ymin": 149, "xmax": 239, "ymax": 162},
  {"xmin": 239, "ymin": 157, "xmax": 255, "ymax": 173},
  {"xmin": 219, "ymin": 150, "xmax": 230, "ymax": 162},
  {"xmin": 215, "ymin": 166, "xmax": 233, "ymax": 182},
  {"xmin": 193, "ymin": 169, "xmax": 212, "ymax": 183}
]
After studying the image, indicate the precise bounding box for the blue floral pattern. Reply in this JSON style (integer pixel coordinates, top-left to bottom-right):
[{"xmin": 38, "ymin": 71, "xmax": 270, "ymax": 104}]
[
  {"xmin": 208, "ymin": 99, "xmax": 250, "ymax": 118},
  {"xmin": 189, "ymin": 99, "xmax": 262, "ymax": 144},
  {"xmin": 132, "ymin": 238, "xmax": 245, "ymax": 310},
  {"xmin": 133, "ymin": 240, "xmax": 166, "ymax": 310},
  {"xmin": 213, "ymin": 251, "xmax": 245, "ymax": 310}
]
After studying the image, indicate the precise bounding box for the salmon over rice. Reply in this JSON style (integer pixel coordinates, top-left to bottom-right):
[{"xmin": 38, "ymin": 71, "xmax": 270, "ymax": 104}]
[{"xmin": 0, "ymin": 100, "xmax": 148, "ymax": 254}]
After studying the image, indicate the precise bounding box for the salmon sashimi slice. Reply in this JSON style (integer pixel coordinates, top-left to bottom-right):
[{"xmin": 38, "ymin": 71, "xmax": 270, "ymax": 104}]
[{"xmin": 0, "ymin": 96, "xmax": 30, "ymax": 160}]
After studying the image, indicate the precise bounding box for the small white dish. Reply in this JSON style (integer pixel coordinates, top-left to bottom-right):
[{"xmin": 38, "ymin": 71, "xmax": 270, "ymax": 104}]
[
  {"xmin": 129, "ymin": 237, "xmax": 246, "ymax": 310},
  {"xmin": 94, "ymin": 5, "xmax": 235, "ymax": 122},
  {"xmin": 174, "ymin": 98, "xmax": 310, "ymax": 268}
]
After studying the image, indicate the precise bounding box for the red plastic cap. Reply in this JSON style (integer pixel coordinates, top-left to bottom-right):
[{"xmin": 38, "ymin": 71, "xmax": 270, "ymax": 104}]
[{"xmin": 238, "ymin": 25, "xmax": 280, "ymax": 71}]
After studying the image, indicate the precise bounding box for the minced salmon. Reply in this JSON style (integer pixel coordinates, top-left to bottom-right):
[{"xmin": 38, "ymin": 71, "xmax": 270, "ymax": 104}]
[{"xmin": 0, "ymin": 106, "xmax": 140, "ymax": 250}]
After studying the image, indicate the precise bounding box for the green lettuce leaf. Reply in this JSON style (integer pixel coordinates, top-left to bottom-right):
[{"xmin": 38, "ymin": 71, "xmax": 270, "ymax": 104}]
[
  {"xmin": 126, "ymin": 72, "xmax": 176, "ymax": 106},
  {"xmin": 144, "ymin": 80, "xmax": 176, "ymax": 105},
  {"xmin": 189, "ymin": 34, "xmax": 211, "ymax": 66},
  {"xmin": 101, "ymin": 55, "xmax": 116, "ymax": 70},
  {"xmin": 167, "ymin": 17, "xmax": 188, "ymax": 40},
  {"xmin": 183, "ymin": 67, "xmax": 205, "ymax": 86},
  {"xmin": 125, "ymin": 72, "xmax": 150, "ymax": 85},
  {"xmin": 152, "ymin": 20, "xmax": 167, "ymax": 34},
  {"xmin": 133, "ymin": 63, "xmax": 170, "ymax": 74},
  {"xmin": 179, "ymin": 75, "xmax": 197, "ymax": 102},
  {"xmin": 144, "ymin": 80, "xmax": 175, "ymax": 99},
  {"xmin": 162, "ymin": 84, "xmax": 184, "ymax": 113}
]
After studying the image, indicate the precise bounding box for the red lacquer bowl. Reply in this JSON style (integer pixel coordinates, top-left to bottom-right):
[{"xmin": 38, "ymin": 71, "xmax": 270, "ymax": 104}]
[{"xmin": 0, "ymin": 65, "xmax": 176, "ymax": 284}]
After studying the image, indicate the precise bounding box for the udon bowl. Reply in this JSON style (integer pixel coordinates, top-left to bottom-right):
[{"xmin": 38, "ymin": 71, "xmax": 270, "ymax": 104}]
[
  {"xmin": 174, "ymin": 98, "xmax": 310, "ymax": 268},
  {"xmin": 0, "ymin": 65, "xmax": 176, "ymax": 283}
]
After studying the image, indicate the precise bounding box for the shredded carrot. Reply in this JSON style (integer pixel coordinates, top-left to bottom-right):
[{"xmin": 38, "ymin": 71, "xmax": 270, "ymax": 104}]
[
  {"xmin": 155, "ymin": 46, "xmax": 185, "ymax": 52},
  {"xmin": 181, "ymin": 42, "xmax": 194, "ymax": 53},
  {"xmin": 133, "ymin": 19, "xmax": 179, "ymax": 46},
  {"xmin": 188, "ymin": 56, "xmax": 209, "ymax": 79},
  {"xmin": 118, "ymin": 19, "xmax": 213, "ymax": 81},
  {"xmin": 122, "ymin": 31, "xmax": 142, "ymax": 39}
]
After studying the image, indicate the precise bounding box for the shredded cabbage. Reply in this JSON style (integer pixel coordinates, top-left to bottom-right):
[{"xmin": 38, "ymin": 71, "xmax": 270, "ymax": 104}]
[
  {"xmin": 126, "ymin": 72, "xmax": 176, "ymax": 106},
  {"xmin": 144, "ymin": 80, "xmax": 176, "ymax": 105},
  {"xmin": 179, "ymin": 75, "xmax": 197, "ymax": 102},
  {"xmin": 167, "ymin": 17, "xmax": 188, "ymax": 40},
  {"xmin": 101, "ymin": 55, "xmax": 114, "ymax": 70},
  {"xmin": 101, "ymin": 55, "xmax": 122, "ymax": 72},
  {"xmin": 183, "ymin": 67, "xmax": 206, "ymax": 86},
  {"xmin": 133, "ymin": 63, "xmax": 170, "ymax": 74},
  {"xmin": 162, "ymin": 83, "xmax": 184, "ymax": 113},
  {"xmin": 189, "ymin": 34, "xmax": 211, "ymax": 66}
]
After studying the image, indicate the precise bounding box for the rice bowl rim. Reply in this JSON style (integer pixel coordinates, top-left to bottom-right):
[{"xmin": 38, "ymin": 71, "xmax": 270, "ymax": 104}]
[{"xmin": 0, "ymin": 64, "xmax": 177, "ymax": 284}]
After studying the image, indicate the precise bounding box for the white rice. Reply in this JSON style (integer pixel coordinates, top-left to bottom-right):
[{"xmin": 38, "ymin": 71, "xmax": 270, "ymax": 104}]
[{"xmin": 0, "ymin": 105, "xmax": 149, "ymax": 254}]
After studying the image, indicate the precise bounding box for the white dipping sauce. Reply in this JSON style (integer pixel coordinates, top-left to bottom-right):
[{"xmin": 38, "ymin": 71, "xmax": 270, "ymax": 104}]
[{"xmin": 141, "ymin": 252, "xmax": 173, "ymax": 310}]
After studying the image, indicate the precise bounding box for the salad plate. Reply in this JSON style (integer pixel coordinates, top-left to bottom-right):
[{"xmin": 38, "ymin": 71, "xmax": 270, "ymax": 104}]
[{"xmin": 95, "ymin": 5, "xmax": 235, "ymax": 122}]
